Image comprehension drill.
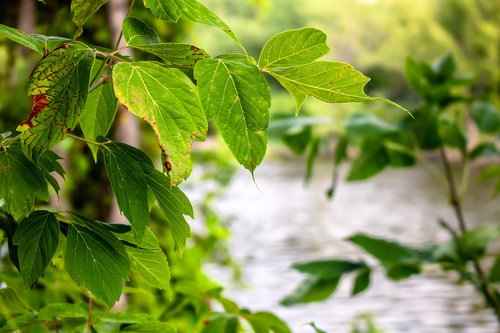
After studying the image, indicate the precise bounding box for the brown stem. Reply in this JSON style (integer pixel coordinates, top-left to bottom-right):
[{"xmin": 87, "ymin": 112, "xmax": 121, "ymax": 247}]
[{"xmin": 439, "ymin": 147, "xmax": 500, "ymax": 322}]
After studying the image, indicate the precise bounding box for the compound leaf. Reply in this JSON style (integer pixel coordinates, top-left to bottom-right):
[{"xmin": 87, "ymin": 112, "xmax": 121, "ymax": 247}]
[
  {"xmin": 17, "ymin": 43, "xmax": 95, "ymax": 160},
  {"xmin": 143, "ymin": 0, "xmax": 243, "ymax": 49},
  {"xmin": 80, "ymin": 83, "xmax": 118, "ymax": 160},
  {"xmin": 258, "ymin": 27, "xmax": 329, "ymax": 69},
  {"xmin": 71, "ymin": 0, "xmax": 109, "ymax": 38},
  {"xmin": 195, "ymin": 56, "xmax": 271, "ymax": 172},
  {"xmin": 64, "ymin": 213, "xmax": 130, "ymax": 307},
  {"xmin": 13, "ymin": 210, "xmax": 59, "ymax": 286},
  {"xmin": 113, "ymin": 62, "xmax": 207, "ymax": 185},
  {"xmin": 0, "ymin": 144, "xmax": 48, "ymax": 219},
  {"xmin": 123, "ymin": 17, "xmax": 208, "ymax": 67},
  {"xmin": 101, "ymin": 141, "xmax": 150, "ymax": 241}
]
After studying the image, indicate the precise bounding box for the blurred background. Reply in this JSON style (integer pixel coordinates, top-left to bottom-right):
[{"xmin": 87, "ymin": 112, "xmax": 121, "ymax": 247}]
[{"xmin": 1, "ymin": 0, "xmax": 499, "ymax": 332}]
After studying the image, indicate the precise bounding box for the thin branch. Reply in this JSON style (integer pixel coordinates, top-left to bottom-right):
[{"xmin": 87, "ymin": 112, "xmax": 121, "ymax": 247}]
[
  {"xmin": 66, "ymin": 133, "xmax": 111, "ymax": 147},
  {"xmin": 87, "ymin": 294, "xmax": 93, "ymax": 333}
]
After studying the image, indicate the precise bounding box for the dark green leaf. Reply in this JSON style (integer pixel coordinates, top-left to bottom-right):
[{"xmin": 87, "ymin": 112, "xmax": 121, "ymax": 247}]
[
  {"xmin": 0, "ymin": 210, "xmax": 20, "ymax": 270},
  {"xmin": 71, "ymin": 0, "xmax": 109, "ymax": 38},
  {"xmin": 80, "ymin": 83, "xmax": 118, "ymax": 160},
  {"xmin": 0, "ymin": 24, "xmax": 44, "ymax": 54},
  {"xmin": 470, "ymin": 102, "xmax": 500, "ymax": 134},
  {"xmin": 143, "ymin": 0, "xmax": 243, "ymax": 49},
  {"xmin": 117, "ymin": 228, "xmax": 159, "ymax": 250},
  {"xmin": 64, "ymin": 213, "xmax": 130, "ymax": 306},
  {"xmin": 282, "ymin": 127, "xmax": 312, "ymax": 155},
  {"xmin": 438, "ymin": 115, "xmax": 467, "ymax": 152},
  {"xmin": 352, "ymin": 268, "xmax": 371, "ymax": 296},
  {"xmin": 347, "ymin": 138, "xmax": 389, "ymax": 181},
  {"xmin": 195, "ymin": 56, "xmax": 271, "ymax": 173},
  {"xmin": 0, "ymin": 144, "xmax": 49, "ymax": 219},
  {"xmin": 385, "ymin": 263, "xmax": 421, "ymax": 280},
  {"xmin": 12, "ymin": 210, "xmax": 59, "ymax": 286},
  {"xmin": 38, "ymin": 150, "xmax": 65, "ymax": 194},
  {"xmin": 127, "ymin": 247, "xmax": 170, "ymax": 290},
  {"xmin": 281, "ymin": 276, "xmax": 340, "ymax": 306},
  {"xmin": 0, "ymin": 314, "xmax": 40, "ymax": 333},
  {"xmin": 489, "ymin": 255, "xmax": 500, "ymax": 283},
  {"xmin": 410, "ymin": 105, "xmax": 442, "ymax": 150},
  {"xmin": 113, "ymin": 62, "xmax": 207, "ymax": 185},
  {"xmin": 292, "ymin": 259, "xmax": 365, "ymax": 278},
  {"xmin": 101, "ymin": 141, "xmax": 150, "ymax": 240},
  {"xmin": 458, "ymin": 226, "xmax": 500, "ymax": 261},
  {"xmin": 258, "ymin": 28, "xmax": 329, "ymax": 69},
  {"xmin": 17, "ymin": 43, "xmax": 95, "ymax": 160},
  {"xmin": 305, "ymin": 137, "xmax": 320, "ymax": 183},
  {"xmin": 123, "ymin": 17, "xmax": 208, "ymax": 67},
  {"xmin": 469, "ymin": 142, "xmax": 500, "ymax": 160}
]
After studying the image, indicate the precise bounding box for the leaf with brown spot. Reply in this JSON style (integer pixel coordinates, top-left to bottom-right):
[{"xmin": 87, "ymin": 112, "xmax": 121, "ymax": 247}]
[
  {"xmin": 17, "ymin": 43, "xmax": 95, "ymax": 160},
  {"xmin": 112, "ymin": 62, "xmax": 207, "ymax": 185}
]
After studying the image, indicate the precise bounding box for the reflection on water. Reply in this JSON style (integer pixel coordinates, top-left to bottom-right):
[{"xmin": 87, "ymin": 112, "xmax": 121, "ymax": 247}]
[{"xmin": 204, "ymin": 156, "xmax": 499, "ymax": 333}]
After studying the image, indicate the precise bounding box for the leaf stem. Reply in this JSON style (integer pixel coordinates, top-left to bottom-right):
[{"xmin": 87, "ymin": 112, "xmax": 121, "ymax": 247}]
[
  {"xmin": 66, "ymin": 133, "xmax": 111, "ymax": 147},
  {"xmin": 113, "ymin": 0, "xmax": 136, "ymax": 51},
  {"xmin": 439, "ymin": 146, "xmax": 500, "ymax": 322}
]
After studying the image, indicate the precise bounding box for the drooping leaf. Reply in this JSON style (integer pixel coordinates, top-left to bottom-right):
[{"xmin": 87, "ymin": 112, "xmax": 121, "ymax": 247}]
[
  {"xmin": 352, "ymin": 268, "xmax": 371, "ymax": 296},
  {"xmin": 143, "ymin": 0, "xmax": 243, "ymax": 49},
  {"xmin": 126, "ymin": 247, "xmax": 170, "ymax": 290},
  {"xmin": 145, "ymin": 169, "xmax": 192, "ymax": 253},
  {"xmin": 122, "ymin": 322, "xmax": 176, "ymax": 332},
  {"xmin": 258, "ymin": 27, "xmax": 329, "ymax": 69},
  {"xmin": 0, "ymin": 210, "xmax": 20, "ymax": 271},
  {"xmin": 17, "ymin": 43, "xmax": 95, "ymax": 160},
  {"xmin": 0, "ymin": 24, "xmax": 44, "ymax": 54},
  {"xmin": 80, "ymin": 83, "xmax": 118, "ymax": 160},
  {"xmin": 309, "ymin": 323, "xmax": 327, "ymax": 333},
  {"xmin": 267, "ymin": 61, "xmax": 404, "ymax": 115},
  {"xmin": 38, "ymin": 150, "xmax": 65, "ymax": 194},
  {"xmin": 123, "ymin": 17, "xmax": 208, "ymax": 67},
  {"xmin": 64, "ymin": 213, "xmax": 130, "ymax": 306},
  {"xmin": 12, "ymin": 210, "xmax": 59, "ymax": 286},
  {"xmin": 0, "ymin": 144, "xmax": 49, "ymax": 219},
  {"xmin": 101, "ymin": 141, "xmax": 150, "ymax": 241},
  {"xmin": 113, "ymin": 62, "xmax": 207, "ymax": 185},
  {"xmin": 281, "ymin": 276, "xmax": 339, "ymax": 306},
  {"xmin": 470, "ymin": 102, "xmax": 500, "ymax": 134},
  {"xmin": 71, "ymin": 0, "xmax": 109, "ymax": 38},
  {"xmin": 195, "ymin": 56, "xmax": 271, "ymax": 172}
]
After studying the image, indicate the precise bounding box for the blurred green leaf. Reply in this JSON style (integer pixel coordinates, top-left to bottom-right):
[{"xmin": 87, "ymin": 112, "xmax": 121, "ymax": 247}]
[
  {"xmin": 292, "ymin": 259, "xmax": 366, "ymax": 278},
  {"xmin": 309, "ymin": 322, "xmax": 327, "ymax": 333},
  {"xmin": 470, "ymin": 102, "xmax": 500, "ymax": 134},
  {"xmin": 410, "ymin": 105, "xmax": 442, "ymax": 150},
  {"xmin": 346, "ymin": 113, "xmax": 397, "ymax": 137},
  {"xmin": 0, "ymin": 287, "xmax": 30, "ymax": 316},
  {"xmin": 37, "ymin": 303, "xmax": 87, "ymax": 321},
  {"xmin": 438, "ymin": 114, "xmax": 467, "ymax": 152},
  {"xmin": 258, "ymin": 28, "xmax": 329, "ymax": 69},
  {"xmin": 469, "ymin": 142, "xmax": 500, "ymax": 160},
  {"xmin": 458, "ymin": 226, "xmax": 500, "ymax": 261},
  {"xmin": 0, "ymin": 24, "xmax": 44, "ymax": 54},
  {"xmin": 122, "ymin": 322, "xmax": 176, "ymax": 332},
  {"xmin": 71, "ymin": 0, "xmax": 109, "ymax": 37},
  {"xmin": 245, "ymin": 312, "xmax": 291, "ymax": 333},
  {"xmin": 281, "ymin": 275, "xmax": 340, "ymax": 306},
  {"xmin": 352, "ymin": 268, "xmax": 371, "ymax": 296},
  {"xmin": 489, "ymin": 255, "xmax": 500, "ymax": 283},
  {"xmin": 12, "ymin": 211, "xmax": 59, "ymax": 286},
  {"xmin": 347, "ymin": 138, "xmax": 388, "ymax": 181},
  {"xmin": 282, "ymin": 127, "xmax": 312, "ymax": 155}
]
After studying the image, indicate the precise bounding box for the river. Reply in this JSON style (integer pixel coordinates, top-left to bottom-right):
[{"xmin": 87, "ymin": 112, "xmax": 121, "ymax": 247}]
[{"xmin": 202, "ymin": 156, "xmax": 499, "ymax": 333}]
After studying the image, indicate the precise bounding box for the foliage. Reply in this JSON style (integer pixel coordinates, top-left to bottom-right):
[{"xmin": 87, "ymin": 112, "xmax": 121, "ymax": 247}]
[
  {"xmin": 282, "ymin": 55, "xmax": 500, "ymax": 322},
  {"xmin": 0, "ymin": 0, "xmax": 407, "ymax": 332}
]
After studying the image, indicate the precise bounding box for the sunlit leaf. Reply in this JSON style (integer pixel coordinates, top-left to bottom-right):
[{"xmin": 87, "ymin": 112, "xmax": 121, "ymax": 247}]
[
  {"xmin": 113, "ymin": 62, "xmax": 207, "ymax": 185},
  {"xmin": 195, "ymin": 55, "xmax": 271, "ymax": 172},
  {"xmin": 17, "ymin": 43, "xmax": 95, "ymax": 160},
  {"xmin": 0, "ymin": 24, "xmax": 44, "ymax": 54},
  {"xmin": 12, "ymin": 211, "xmax": 59, "ymax": 286},
  {"xmin": 64, "ymin": 213, "xmax": 130, "ymax": 306},
  {"xmin": 258, "ymin": 27, "xmax": 328, "ymax": 69},
  {"xmin": 71, "ymin": 0, "xmax": 109, "ymax": 38},
  {"xmin": 126, "ymin": 247, "xmax": 170, "ymax": 290}
]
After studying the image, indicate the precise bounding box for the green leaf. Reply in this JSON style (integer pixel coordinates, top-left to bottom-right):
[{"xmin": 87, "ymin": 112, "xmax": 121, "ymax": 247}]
[
  {"xmin": 64, "ymin": 213, "xmax": 130, "ymax": 306},
  {"xmin": 292, "ymin": 259, "xmax": 366, "ymax": 278},
  {"xmin": 126, "ymin": 247, "xmax": 170, "ymax": 290},
  {"xmin": 346, "ymin": 113, "xmax": 397, "ymax": 137},
  {"xmin": 347, "ymin": 138, "xmax": 389, "ymax": 181},
  {"xmin": 309, "ymin": 323, "xmax": 327, "ymax": 333},
  {"xmin": 80, "ymin": 83, "xmax": 118, "ymax": 160},
  {"xmin": 0, "ymin": 24, "xmax": 44, "ymax": 54},
  {"xmin": 122, "ymin": 322, "xmax": 176, "ymax": 332},
  {"xmin": 195, "ymin": 56, "xmax": 271, "ymax": 172},
  {"xmin": 12, "ymin": 210, "xmax": 59, "ymax": 286},
  {"xmin": 0, "ymin": 210, "xmax": 20, "ymax": 271},
  {"xmin": 38, "ymin": 150, "xmax": 65, "ymax": 194},
  {"xmin": 258, "ymin": 27, "xmax": 329, "ymax": 69},
  {"xmin": 101, "ymin": 141, "xmax": 150, "ymax": 241},
  {"xmin": 489, "ymin": 255, "xmax": 500, "ymax": 283},
  {"xmin": 143, "ymin": 0, "xmax": 243, "ymax": 49},
  {"xmin": 244, "ymin": 312, "xmax": 291, "ymax": 333},
  {"xmin": 469, "ymin": 142, "xmax": 500, "ymax": 160},
  {"xmin": 0, "ymin": 287, "xmax": 30, "ymax": 316},
  {"xmin": 0, "ymin": 144, "xmax": 49, "ymax": 219},
  {"xmin": 458, "ymin": 226, "xmax": 500, "ymax": 261},
  {"xmin": 117, "ymin": 228, "xmax": 159, "ymax": 250},
  {"xmin": 352, "ymin": 268, "xmax": 371, "ymax": 296},
  {"xmin": 201, "ymin": 314, "xmax": 238, "ymax": 333},
  {"xmin": 113, "ymin": 62, "xmax": 207, "ymax": 185},
  {"xmin": 71, "ymin": 0, "xmax": 109, "ymax": 38},
  {"xmin": 123, "ymin": 17, "xmax": 208, "ymax": 67},
  {"xmin": 145, "ymin": 169, "xmax": 192, "ymax": 253},
  {"xmin": 438, "ymin": 114, "xmax": 467, "ymax": 152},
  {"xmin": 470, "ymin": 102, "xmax": 500, "ymax": 134},
  {"xmin": 410, "ymin": 105, "xmax": 442, "ymax": 150},
  {"xmin": 38, "ymin": 303, "xmax": 87, "ymax": 321},
  {"xmin": 17, "ymin": 43, "xmax": 95, "ymax": 160},
  {"xmin": 281, "ymin": 276, "xmax": 339, "ymax": 306},
  {"xmin": 267, "ymin": 61, "xmax": 404, "ymax": 115},
  {"xmin": 0, "ymin": 314, "xmax": 40, "ymax": 333}
]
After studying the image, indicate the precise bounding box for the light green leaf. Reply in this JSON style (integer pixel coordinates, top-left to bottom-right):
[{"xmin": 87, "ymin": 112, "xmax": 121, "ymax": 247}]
[
  {"xmin": 64, "ymin": 213, "xmax": 130, "ymax": 307},
  {"xmin": 122, "ymin": 322, "xmax": 176, "ymax": 332},
  {"xmin": 258, "ymin": 28, "xmax": 329, "ymax": 69},
  {"xmin": 101, "ymin": 141, "xmax": 150, "ymax": 241},
  {"xmin": 0, "ymin": 287, "xmax": 30, "ymax": 316},
  {"xmin": 12, "ymin": 211, "xmax": 59, "ymax": 286},
  {"xmin": 195, "ymin": 56, "xmax": 271, "ymax": 172},
  {"xmin": 17, "ymin": 43, "xmax": 95, "ymax": 160},
  {"xmin": 143, "ymin": 0, "xmax": 243, "ymax": 49},
  {"xmin": 127, "ymin": 247, "xmax": 170, "ymax": 289},
  {"xmin": 0, "ymin": 144, "xmax": 49, "ymax": 219},
  {"xmin": 0, "ymin": 24, "xmax": 44, "ymax": 54},
  {"xmin": 71, "ymin": 0, "xmax": 109, "ymax": 38},
  {"xmin": 245, "ymin": 312, "xmax": 291, "ymax": 333},
  {"xmin": 80, "ymin": 83, "xmax": 118, "ymax": 160},
  {"xmin": 146, "ymin": 169, "xmax": 192, "ymax": 253},
  {"xmin": 113, "ymin": 62, "xmax": 207, "ymax": 185},
  {"xmin": 123, "ymin": 17, "xmax": 209, "ymax": 67},
  {"xmin": 37, "ymin": 303, "xmax": 87, "ymax": 321}
]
